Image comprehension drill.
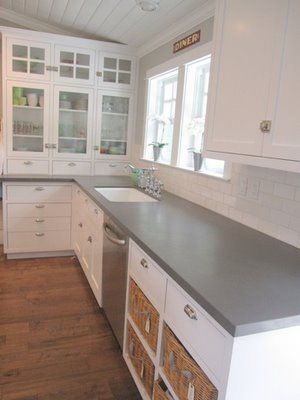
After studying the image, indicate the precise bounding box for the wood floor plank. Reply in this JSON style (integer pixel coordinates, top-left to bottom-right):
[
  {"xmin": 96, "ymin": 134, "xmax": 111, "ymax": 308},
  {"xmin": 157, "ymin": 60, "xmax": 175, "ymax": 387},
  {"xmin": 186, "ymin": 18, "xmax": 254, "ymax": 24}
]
[{"xmin": 0, "ymin": 247, "xmax": 141, "ymax": 400}]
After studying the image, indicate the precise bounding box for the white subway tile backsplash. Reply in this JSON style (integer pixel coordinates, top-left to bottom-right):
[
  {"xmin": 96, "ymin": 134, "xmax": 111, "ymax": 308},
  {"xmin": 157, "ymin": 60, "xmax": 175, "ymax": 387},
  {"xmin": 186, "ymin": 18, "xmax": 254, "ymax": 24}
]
[{"xmin": 134, "ymin": 148, "xmax": 300, "ymax": 248}]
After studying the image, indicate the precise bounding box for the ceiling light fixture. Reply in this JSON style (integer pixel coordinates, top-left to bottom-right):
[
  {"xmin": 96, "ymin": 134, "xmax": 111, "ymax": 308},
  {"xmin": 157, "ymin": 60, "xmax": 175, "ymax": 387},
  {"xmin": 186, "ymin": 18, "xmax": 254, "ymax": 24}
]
[{"xmin": 135, "ymin": 0, "xmax": 159, "ymax": 12}]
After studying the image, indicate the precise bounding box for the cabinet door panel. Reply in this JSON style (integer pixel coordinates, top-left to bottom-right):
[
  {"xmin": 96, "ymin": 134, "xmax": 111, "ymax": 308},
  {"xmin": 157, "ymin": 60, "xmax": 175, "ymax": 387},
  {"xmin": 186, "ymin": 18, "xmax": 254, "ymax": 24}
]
[
  {"xmin": 205, "ymin": 0, "xmax": 287, "ymax": 156},
  {"xmin": 263, "ymin": 0, "xmax": 300, "ymax": 161},
  {"xmin": 97, "ymin": 53, "xmax": 135, "ymax": 90}
]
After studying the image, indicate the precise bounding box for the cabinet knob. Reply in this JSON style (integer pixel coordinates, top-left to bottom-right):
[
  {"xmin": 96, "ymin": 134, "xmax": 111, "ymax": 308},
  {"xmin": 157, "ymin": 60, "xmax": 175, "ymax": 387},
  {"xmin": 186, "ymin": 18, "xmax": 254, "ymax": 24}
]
[
  {"xmin": 35, "ymin": 232, "xmax": 45, "ymax": 237},
  {"xmin": 184, "ymin": 304, "xmax": 197, "ymax": 320},
  {"xmin": 23, "ymin": 160, "xmax": 32, "ymax": 165},
  {"xmin": 140, "ymin": 258, "xmax": 148, "ymax": 269},
  {"xmin": 87, "ymin": 236, "xmax": 92, "ymax": 243},
  {"xmin": 94, "ymin": 208, "xmax": 98, "ymax": 215},
  {"xmin": 68, "ymin": 162, "xmax": 76, "ymax": 167},
  {"xmin": 35, "ymin": 204, "xmax": 45, "ymax": 209},
  {"xmin": 35, "ymin": 218, "xmax": 45, "ymax": 223},
  {"xmin": 35, "ymin": 186, "xmax": 45, "ymax": 191},
  {"xmin": 78, "ymin": 222, "xmax": 83, "ymax": 228},
  {"xmin": 260, "ymin": 120, "xmax": 272, "ymax": 133}
]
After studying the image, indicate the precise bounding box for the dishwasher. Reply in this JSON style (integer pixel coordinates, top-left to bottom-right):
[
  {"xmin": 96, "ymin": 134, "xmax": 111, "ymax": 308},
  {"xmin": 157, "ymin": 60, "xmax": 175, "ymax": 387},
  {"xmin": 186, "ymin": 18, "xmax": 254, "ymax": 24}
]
[{"xmin": 102, "ymin": 215, "xmax": 128, "ymax": 349}]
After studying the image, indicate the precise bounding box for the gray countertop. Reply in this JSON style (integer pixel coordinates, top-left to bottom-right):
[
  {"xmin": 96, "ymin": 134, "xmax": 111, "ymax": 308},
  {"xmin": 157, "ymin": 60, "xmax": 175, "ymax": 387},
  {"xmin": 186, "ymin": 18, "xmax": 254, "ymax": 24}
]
[{"xmin": 2, "ymin": 174, "xmax": 300, "ymax": 337}]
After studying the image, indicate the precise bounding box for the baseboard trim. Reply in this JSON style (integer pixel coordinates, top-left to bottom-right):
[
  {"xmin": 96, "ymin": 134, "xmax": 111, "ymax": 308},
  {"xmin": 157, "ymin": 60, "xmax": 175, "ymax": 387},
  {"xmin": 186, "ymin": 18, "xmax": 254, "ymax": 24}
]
[{"xmin": 6, "ymin": 250, "xmax": 75, "ymax": 260}]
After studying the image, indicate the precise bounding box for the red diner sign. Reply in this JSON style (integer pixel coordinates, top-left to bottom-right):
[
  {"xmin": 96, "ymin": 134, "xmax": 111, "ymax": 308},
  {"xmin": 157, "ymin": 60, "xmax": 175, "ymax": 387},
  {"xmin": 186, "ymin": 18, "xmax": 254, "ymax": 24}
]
[{"xmin": 173, "ymin": 30, "xmax": 201, "ymax": 53}]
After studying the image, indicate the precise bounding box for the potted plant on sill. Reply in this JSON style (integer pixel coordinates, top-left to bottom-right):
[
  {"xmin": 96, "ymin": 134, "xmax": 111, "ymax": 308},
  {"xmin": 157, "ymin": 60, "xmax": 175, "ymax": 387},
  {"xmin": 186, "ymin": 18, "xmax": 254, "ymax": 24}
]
[
  {"xmin": 149, "ymin": 142, "xmax": 168, "ymax": 161},
  {"xmin": 188, "ymin": 147, "xmax": 203, "ymax": 171}
]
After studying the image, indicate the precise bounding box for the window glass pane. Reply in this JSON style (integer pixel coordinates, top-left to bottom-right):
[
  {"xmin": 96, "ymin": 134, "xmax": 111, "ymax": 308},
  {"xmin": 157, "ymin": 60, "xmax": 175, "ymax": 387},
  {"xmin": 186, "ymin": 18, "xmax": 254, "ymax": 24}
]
[
  {"xmin": 13, "ymin": 45, "xmax": 27, "ymax": 58},
  {"xmin": 60, "ymin": 51, "xmax": 74, "ymax": 64},
  {"xmin": 30, "ymin": 62, "xmax": 44, "ymax": 75},
  {"xmin": 178, "ymin": 56, "xmax": 211, "ymax": 170},
  {"xmin": 119, "ymin": 59, "xmax": 131, "ymax": 71},
  {"xmin": 13, "ymin": 60, "xmax": 27, "ymax": 73},
  {"xmin": 104, "ymin": 57, "xmax": 117, "ymax": 70},
  {"xmin": 76, "ymin": 67, "xmax": 89, "ymax": 80},
  {"xmin": 76, "ymin": 53, "xmax": 90, "ymax": 66},
  {"xmin": 118, "ymin": 72, "xmax": 131, "ymax": 84},
  {"xmin": 144, "ymin": 69, "xmax": 178, "ymax": 164},
  {"xmin": 60, "ymin": 65, "xmax": 73, "ymax": 78},
  {"xmin": 30, "ymin": 47, "xmax": 45, "ymax": 60},
  {"xmin": 103, "ymin": 70, "xmax": 116, "ymax": 83}
]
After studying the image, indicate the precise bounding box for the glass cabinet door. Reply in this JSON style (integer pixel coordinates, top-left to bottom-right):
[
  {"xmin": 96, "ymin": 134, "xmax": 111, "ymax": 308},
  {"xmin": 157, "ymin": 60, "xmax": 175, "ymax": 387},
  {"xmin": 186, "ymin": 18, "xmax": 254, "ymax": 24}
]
[
  {"xmin": 96, "ymin": 92, "xmax": 131, "ymax": 158},
  {"xmin": 7, "ymin": 82, "xmax": 50, "ymax": 157},
  {"xmin": 7, "ymin": 38, "xmax": 51, "ymax": 80},
  {"xmin": 54, "ymin": 46, "xmax": 95, "ymax": 84},
  {"xmin": 53, "ymin": 87, "xmax": 93, "ymax": 159},
  {"xmin": 98, "ymin": 54, "xmax": 134, "ymax": 89}
]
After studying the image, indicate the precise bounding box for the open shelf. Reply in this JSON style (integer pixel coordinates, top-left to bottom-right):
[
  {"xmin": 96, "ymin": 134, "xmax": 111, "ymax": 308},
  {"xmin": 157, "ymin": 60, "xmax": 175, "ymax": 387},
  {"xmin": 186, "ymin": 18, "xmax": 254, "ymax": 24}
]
[
  {"xmin": 101, "ymin": 139, "xmax": 127, "ymax": 142},
  {"xmin": 13, "ymin": 105, "xmax": 43, "ymax": 110},
  {"xmin": 102, "ymin": 112, "xmax": 128, "ymax": 117},
  {"xmin": 59, "ymin": 108, "xmax": 87, "ymax": 113},
  {"xmin": 127, "ymin": 314, "xmax": 156, "ymax": 364},
  {"xmin": 59, "ymin": 136, "xmax": 87, "ymax": 140},
  {"xmin": 13, "ymin": 134, "xmax": 43, "ymax": 138}
]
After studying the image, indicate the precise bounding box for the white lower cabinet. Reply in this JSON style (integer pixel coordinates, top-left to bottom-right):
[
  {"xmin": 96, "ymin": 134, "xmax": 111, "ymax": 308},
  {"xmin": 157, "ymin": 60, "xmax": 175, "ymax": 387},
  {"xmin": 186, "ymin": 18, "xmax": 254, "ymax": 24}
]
[
  {"xmin": 52, "ymin": 160, "xmax": 92, "ymax": 175},
  {"xmin": 72, "ymin": 185, "xmax": 103, "ymax": 307},
  {"xmin": 7, "ymin": 159, "xmax": 50, "ymax": 174}
]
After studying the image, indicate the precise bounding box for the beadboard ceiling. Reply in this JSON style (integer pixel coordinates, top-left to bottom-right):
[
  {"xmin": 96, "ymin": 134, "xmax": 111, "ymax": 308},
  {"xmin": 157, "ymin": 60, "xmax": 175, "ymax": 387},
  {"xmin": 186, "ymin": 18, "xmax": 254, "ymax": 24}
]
[{"xmin": 0, "ymin": 0, "xmax": 210, "ymax": 47}]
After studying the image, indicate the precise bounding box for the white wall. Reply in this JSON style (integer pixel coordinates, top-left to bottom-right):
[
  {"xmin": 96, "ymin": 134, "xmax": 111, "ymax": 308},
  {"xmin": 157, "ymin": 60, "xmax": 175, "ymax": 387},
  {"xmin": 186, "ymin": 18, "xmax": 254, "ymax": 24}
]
[{"xmin": 133, "ymin": 18, "xmax": 300, "ymax": 249}]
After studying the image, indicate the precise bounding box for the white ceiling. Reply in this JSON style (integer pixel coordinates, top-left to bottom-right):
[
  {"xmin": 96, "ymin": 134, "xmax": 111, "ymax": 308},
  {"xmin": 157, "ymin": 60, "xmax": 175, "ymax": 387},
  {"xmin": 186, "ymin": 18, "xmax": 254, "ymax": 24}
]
[{"xmin": 0, "ymin": 0, "xmax": 210, "ymax": 47}]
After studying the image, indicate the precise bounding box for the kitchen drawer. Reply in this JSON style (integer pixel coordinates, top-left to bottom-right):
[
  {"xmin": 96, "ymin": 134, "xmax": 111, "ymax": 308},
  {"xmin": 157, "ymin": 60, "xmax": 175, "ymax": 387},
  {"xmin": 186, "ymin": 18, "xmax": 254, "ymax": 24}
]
[
  {"xmin": 165, "ymin": 281, "xmax": 226, "ymax": 381},
  {"xmin": 52, "ymin": 161, "xmax": 91, "ymax": 175},
  {"xmin": 129, "ymin": 241, "xmax": 166, "ymax": 310},
  {"xmin": 7, "ymin": 230, "xmax": 71, "ymax": 252},
  {"xmin": 7, "ymin": 203, "xmax": 71, "ymax": 218},
  {"xmin": 94, "ymin": 161, "xmax": 127, "ymax": 175},
  {"xmin": 7, "ymin": 217, "xmax": 70, "ymax": 232},
  {"xmin": 6, "ymin": 184, "xmax": 72, "ymax": 203},
  {"xmin": 7, "ymin": 159, "xmax": 49, "ymax": 174}
]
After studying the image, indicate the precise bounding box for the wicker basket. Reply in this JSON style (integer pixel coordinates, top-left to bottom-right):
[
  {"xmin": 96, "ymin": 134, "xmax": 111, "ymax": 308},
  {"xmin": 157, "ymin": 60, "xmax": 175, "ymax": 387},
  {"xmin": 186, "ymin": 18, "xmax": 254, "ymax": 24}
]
[
  {"xmin": 163, "ymin": 325, "xmax": 218, "ymax": 400},
  {"xmin": 153, "ymin": 379, "xmax": 174, "ymax": 400},
  {"xmin": 128, "ymin": 278, "xmax": 159, "ymax": 353},
  {"xmin": 127, "ymin": 321, "xmax": 155, "ymax": 397}
]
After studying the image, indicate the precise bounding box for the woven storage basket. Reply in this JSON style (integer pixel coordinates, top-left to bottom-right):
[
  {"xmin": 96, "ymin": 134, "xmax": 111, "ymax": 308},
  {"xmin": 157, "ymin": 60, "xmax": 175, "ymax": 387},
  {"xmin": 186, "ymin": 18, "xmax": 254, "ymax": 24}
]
[
  {"xmin": 163, "ymin": 325, "xmax": 218, "ymax": 400},
  {"xmin": 153, "ymin": 379, "xmax": 174, "ymax": 400},
  {"xmin": 127, "ymin": 321, "xmax": 155, "ymax": 397},
  {"xmin": 129, "ymin": 278, "xmax": 159, "ymax": 353}
]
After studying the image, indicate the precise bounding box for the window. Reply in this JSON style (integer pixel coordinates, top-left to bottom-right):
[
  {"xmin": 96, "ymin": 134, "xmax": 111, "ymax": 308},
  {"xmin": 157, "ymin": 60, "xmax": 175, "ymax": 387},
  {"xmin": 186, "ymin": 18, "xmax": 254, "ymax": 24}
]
[
  {"xmin": 144, "ymin": 69, "xmax": 178, "ymax": 164},
  {"xmin": 143, "ymin": 46, "xmax": 226, "ymax": 178}
]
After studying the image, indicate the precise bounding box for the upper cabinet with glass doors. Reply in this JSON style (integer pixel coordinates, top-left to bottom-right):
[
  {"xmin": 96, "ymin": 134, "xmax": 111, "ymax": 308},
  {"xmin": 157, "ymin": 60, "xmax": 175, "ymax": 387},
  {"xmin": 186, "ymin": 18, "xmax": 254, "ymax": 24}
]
[
  {"xmin": 97, "ymin": 54, "xmax": 135, "ymax": 90},
  {"xmin": 7, "ymin": 81, "xmax": 50, "ymax": 158},
  {"xmin": 6, "ymin": 38, "xmax": 51, "ymax": 81},
  {"xmin": 54, "ymin": 46, "xmax": 95, "ymax": 85},
  {"xmin": 52, "ymin": 86, "xmax": 94, "ymax": 159}
]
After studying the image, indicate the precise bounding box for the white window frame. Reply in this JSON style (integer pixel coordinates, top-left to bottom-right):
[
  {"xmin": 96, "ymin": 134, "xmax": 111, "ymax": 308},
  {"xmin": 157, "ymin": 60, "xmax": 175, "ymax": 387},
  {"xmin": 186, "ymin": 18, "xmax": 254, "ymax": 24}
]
[{"xmin": 141, "ymin": 42, "xmax": 231, "ymax": 180}]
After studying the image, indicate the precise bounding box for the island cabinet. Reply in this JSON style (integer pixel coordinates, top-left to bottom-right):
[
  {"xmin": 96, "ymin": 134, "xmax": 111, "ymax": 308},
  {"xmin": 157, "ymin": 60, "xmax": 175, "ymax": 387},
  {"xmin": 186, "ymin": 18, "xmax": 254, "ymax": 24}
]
[
  {"xmin": 1, "ymin": 28, "xmax": 137, "ymax": 174},
  {"xmin": 204, "ymin": 0, "xmax": 300, "ymax": 172},
  {"xmin": 124, "ymin": 240, "xmax": 300, "ymax": 400}
]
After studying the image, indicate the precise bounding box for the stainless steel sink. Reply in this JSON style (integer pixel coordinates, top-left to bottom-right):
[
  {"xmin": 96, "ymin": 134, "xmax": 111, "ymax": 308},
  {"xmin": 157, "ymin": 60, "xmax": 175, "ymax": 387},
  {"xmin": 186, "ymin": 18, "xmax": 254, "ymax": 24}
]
[{"xmin": 94, "ymin": 187, "xmax": 157, "ymax": 202}]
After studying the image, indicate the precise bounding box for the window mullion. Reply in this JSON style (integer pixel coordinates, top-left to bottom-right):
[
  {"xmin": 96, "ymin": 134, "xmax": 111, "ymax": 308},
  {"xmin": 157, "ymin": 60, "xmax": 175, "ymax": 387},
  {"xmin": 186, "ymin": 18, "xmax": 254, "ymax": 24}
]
[{"xmin": 170, "ymin": 65, "xmax": 185, "ymax": 166}]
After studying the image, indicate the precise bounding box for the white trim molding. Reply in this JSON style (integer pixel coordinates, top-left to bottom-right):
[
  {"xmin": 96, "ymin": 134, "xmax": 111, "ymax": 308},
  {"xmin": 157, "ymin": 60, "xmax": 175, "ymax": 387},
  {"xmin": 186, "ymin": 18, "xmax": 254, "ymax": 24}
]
[{"xmin": 137, "ymin": 0, "xmax": 215, "ymax": 58}]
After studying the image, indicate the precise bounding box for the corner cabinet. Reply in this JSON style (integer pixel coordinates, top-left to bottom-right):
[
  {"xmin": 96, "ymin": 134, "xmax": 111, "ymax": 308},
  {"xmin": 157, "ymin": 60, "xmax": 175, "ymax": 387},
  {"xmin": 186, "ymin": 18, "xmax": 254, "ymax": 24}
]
[
  {"xmin": 1, "ymin": 28, "xmax": 137, "ymax": 175},
  {"xmin": 204, "ymin": 0, "xmax": 300, "ymax": 171}
]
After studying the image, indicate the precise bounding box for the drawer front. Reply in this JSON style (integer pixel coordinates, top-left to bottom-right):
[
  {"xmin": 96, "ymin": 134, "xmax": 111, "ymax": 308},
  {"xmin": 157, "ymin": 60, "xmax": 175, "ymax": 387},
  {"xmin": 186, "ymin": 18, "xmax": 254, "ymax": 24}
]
[
  {"xmin": 6, "ymin": 185, "xmax": 72, "ymax": 202},
  {"xmin": 7, "ymin": 203, "xmax": 71, "ymax": 218},
  {"xmin": 7, "ymin": 159, "xmax": 49, "ymax": 174},
  {"xmin": 52, "ymin": 161, "xmax": 91, "ymax": 175},
  {"xmin": 165, "ymin": 281, "xmax": 226, "ymax": 380},
  {"xmin": 129, "ymin": 241, "xmax": 166, "ymax": 310},
  {"xmin": 7, "ymin": 230, "xmax": 71, "ymax": 252},
  {"xmin": 94, "ymin": 161, "xmax": 127, "ymax": 175},
  {"xmin": 8, "ymin": 217, "xmax": 70, "ymax": 232}
]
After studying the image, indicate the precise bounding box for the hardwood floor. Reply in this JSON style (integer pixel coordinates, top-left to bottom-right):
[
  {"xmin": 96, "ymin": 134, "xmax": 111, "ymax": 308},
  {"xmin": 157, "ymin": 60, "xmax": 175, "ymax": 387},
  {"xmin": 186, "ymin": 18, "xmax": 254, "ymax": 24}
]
[{"xmin": 0, "ymin": 248, "xmax": 141, "ymax": 400}]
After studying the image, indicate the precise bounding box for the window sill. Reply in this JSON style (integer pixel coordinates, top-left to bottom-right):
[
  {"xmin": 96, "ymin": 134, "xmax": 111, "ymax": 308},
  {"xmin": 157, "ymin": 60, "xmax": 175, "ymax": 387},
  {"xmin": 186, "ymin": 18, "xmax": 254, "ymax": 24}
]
[{"xmin": 139, "ymin": 158, "xmax": 231, "ymax": 181}]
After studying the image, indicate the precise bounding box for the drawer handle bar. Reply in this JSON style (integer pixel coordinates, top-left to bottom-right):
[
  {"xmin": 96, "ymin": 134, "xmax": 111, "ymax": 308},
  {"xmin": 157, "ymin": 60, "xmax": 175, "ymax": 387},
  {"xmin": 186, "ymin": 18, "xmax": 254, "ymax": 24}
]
[
  {"xmin": 35, "ymin": 232, "xmax": 44, "ymax": 237},
  {"xmin": 103, "ymin": 223, "xmax": 126, "ymax": 246},
  {"xmin": 35, "ymin": 218, "xmax": 45, "ymax": 223},
  {"xmin": 140, "ymin": 258, "xmax": 148, "ymax": 269},
  {"xmin": 78, "ymin": 222, "xmax": 83, "ymax": 228},
  {"xmin": 184, "ymin": 304, "xmax": 197, "ymax": 320},
  {"xmin": 35, "ymin": 187, "xmax": 45, "ymax": 191},
  {"xmin": 68, "ymin": 162, "xmax": 76, "ymax": 167},
  {"xmin": 35, "ymin": 204, "xmax": 45, "ymax": 209},
  {"xmin": 23, "ymin": 161, "xmax": 32, "ymax": 165}
]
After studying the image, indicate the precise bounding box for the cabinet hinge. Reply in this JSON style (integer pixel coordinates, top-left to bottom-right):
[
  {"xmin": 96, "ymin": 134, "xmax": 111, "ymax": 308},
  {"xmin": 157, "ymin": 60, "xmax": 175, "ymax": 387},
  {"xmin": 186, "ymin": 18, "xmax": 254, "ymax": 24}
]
[
  {"xmin": 260, "ymin": 120, "xmax": 272, "ymax": 133},
  {"xmin": 96, "ymin": 71, "xmax": 103, "ymax": 77}
]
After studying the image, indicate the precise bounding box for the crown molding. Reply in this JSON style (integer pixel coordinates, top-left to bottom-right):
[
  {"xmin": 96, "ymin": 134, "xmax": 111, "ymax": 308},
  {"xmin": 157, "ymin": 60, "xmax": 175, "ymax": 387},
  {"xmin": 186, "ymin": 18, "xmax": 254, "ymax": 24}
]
[
  {"xmin": 136, "ymin": 0, "xmax": 215, "ymax": 58},
  {"xmin": 0, "ymin": 6, "xmax": 92, "ymax": 39}
]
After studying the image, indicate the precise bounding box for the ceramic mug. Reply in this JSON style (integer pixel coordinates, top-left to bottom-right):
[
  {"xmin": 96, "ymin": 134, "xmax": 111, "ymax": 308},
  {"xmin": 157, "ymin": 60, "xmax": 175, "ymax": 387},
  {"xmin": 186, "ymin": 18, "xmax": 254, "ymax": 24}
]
[{"xmin": 27, "ymin": 93, "xmax": 38, "ymax": 107}]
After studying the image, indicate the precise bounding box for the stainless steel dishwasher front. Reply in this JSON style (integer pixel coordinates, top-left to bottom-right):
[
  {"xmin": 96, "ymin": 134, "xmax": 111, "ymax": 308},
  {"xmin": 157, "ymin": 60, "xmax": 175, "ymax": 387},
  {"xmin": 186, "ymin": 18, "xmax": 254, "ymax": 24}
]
[{"xmin": 102, "ymin": 215, "xmax": 128, "ymax": 349}]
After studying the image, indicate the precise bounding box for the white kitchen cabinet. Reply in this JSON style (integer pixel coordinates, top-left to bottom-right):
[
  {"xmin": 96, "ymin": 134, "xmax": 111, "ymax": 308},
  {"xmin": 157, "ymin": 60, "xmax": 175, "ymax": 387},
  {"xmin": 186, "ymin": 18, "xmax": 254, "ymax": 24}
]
[
  {"xmin": 6, "ymin": 80, "xmax": 51, "ymax": 158},
  {"xmin": 204, "ymin": 0, "xmax": 300, "ymax": 170},
  {"xmin": 97, "ymin": 53, "xmax": 135, "ymax": 90},
  {"xmin": 53, "ymin": 86, "xmax": 94, "ymax": 160},
  {"xmin": 6, "ymin": 37, "xmax": 51, "ymax": 81},
  {"xmin": 54, "ymin": 45, "xmax": 95, "ymax": 85},
  {"xmin": 94, "ymin": 90, "xmax": 133, "ymax": 160}
]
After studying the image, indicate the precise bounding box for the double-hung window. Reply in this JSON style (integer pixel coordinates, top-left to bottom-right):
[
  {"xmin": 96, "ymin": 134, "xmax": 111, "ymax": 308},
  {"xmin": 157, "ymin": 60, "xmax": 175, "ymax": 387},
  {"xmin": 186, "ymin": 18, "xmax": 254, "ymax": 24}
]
[{"xmin": 143, "ymin": 45, "xmax": 226, "ymax": 178}]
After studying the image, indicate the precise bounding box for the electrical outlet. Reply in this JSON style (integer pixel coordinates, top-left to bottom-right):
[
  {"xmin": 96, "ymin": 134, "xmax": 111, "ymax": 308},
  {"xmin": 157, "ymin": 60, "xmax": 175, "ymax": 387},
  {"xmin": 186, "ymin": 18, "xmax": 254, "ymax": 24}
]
[
  {"xmin": 247, "ymin": 178, "xmax": 260, "ymax": 200},
  {"xmin": 237, "ymin": 177, "xmax": 248, "ymax": 197}
]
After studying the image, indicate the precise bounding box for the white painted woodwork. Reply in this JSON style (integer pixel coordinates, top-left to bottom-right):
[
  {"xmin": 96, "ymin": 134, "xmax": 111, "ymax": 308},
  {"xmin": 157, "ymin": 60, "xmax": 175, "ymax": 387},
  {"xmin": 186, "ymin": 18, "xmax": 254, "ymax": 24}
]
[
  {"xmin": 7, "ymin": 202, "xmax": 71, "ymax": 218},
  {"xmin": 6, "ymin": 184, "xmax": 72, "ymax": 202},
  {"xmin": 7, "ymin": 159, "xmax": 50, "ymax": 174},
  {"xmin": 7, "ymin": 216, "xmax": 70, "ymax": 232},
  {"xmin": 52, "ymin": 161, "xmax": 92, "ymax": 175},
  {"xmin": 7, "ymin": 230, "xmax": 71, "ymax": 252},
  {"xmin": 93, "ymin": 161, "xmax": 127, "ymax": 175}
]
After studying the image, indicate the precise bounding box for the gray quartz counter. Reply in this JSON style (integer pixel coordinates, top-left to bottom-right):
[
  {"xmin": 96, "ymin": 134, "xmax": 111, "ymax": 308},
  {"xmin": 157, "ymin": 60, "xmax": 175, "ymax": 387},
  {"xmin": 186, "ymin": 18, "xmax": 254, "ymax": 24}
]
[{"xmin": 2, "ymin": 174, "xmax": 300, "ymax": 337}]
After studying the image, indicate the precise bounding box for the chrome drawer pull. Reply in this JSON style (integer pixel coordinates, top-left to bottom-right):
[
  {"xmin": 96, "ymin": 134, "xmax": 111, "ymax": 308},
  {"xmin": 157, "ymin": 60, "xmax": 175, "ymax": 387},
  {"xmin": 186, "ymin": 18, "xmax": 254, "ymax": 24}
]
[
  {"xmin": 68, "ymin": 162, "xmax": 76, "ymax": 167},
  {"xmin": 140, "ymin": 258, "xmax": 148, "ymax": 269},
  {"xmin": 35, "ymin": 187, "xmax": 45, "ymax": 191},
  {"xmin": 35, "ymin": 204, "xmax": 45, "ymax": 209},
  {"xmin": 78, "ymin": 222, "xmax": 83, "ymax": 228},
  {"xmin": 35, "ymin": 218, "xmax": 45, "ymax": 223},
  {"xmin": 94, "ymin": 208, "xmax": 98, "ymax": 215},
  {"xmin": 109, "ymin": 164, "xmax": 117, "ymax": 168},
  {"xmin": 87, "ymin": 236, "xmax": 92, "ymax": 243},
  {"xmin": 23, "ymin": 161, "xmax": 32, "ymax": 165},
  {"xmin": 184, "ymin": 304, "xmax": 197, "ymax": 320},
  {"xmin": 35, "ymin": 232, "xmax": 44, "ymax": 237}
]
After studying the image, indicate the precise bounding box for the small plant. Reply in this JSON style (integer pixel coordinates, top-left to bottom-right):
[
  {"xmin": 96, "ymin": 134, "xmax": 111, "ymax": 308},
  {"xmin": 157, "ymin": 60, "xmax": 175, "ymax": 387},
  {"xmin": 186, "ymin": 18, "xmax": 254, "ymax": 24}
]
[{"xmin": 149, "ymin": 142, "xmax": 168, "ymax": 148}]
